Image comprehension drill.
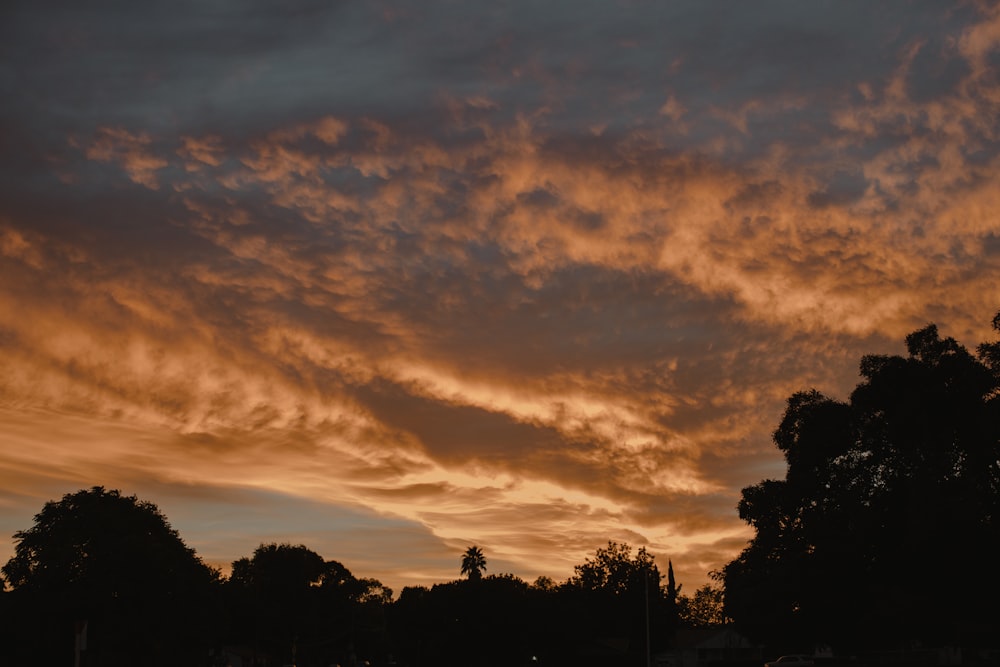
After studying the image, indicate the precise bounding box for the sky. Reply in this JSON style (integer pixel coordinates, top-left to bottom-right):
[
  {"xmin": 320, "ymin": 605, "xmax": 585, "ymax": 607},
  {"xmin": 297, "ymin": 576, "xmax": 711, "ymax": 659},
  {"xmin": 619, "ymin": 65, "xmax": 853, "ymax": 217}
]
[{"xmin": 2, "ymin": 0, "xmax": 1000, "ymax": 596}]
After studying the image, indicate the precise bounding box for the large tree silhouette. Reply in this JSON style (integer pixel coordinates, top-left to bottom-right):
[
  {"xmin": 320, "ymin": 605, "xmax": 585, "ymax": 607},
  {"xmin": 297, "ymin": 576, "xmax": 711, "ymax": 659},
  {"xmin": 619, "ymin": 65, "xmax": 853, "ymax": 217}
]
[
  {"xmin": 390, "ymin": 574, "xmax": 540, "ymax": 667},
  {"xmin": 563, "ymin": 541, "xmax": 677, "ymax": 664},
  {"xmin": 1, "ymin": 486, "xmax": 220, "ymax": 666},
  {"xmin": 226, "ymin": 542, "xmax": 391, "ymax": 666},
  {"xmin": 723, "ymin": 317, "xmax": 1000, "ymax": 651}
]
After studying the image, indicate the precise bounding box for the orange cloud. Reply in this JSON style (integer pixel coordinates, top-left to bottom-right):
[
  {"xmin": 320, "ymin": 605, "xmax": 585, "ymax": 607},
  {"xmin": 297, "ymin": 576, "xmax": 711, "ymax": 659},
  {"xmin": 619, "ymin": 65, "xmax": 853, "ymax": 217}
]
[
  {"xmin": 85, "ymin": 127, "xmax": 168, "ymax": 189},
  {"xmin": 5, "ymin": 4, "xmax": 1000, "ymax": 594}
]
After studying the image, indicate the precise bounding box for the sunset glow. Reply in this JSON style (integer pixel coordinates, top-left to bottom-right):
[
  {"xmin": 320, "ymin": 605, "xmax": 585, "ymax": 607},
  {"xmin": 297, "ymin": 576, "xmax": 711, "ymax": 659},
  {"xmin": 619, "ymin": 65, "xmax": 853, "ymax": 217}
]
[{"xmin": 2, "ymin": 0, "xmax": 1000, "ymax": 594}]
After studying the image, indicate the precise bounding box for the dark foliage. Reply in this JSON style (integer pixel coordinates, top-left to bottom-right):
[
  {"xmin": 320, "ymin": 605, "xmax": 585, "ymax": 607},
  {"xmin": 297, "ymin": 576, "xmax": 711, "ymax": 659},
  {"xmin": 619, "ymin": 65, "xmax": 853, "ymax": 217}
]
[
  {"xmin": 0, "ymin": 486, "xmax": 221, "ymax": 666},
  {"xmin": 223, "ymin": 542, "xmax": 391, "ymax": 666},
  {"xmin": 460, "ymin": 544, "xmax": 487, "ymax": 581},
  {"xmin": 389, "ymin": 575, "xmax": 539, "ymax": 667},
  {"xmin": 0, "ymin": 495, "xmax": 684, "ymax": 666},
  {"xmin": 387, "ymin": 543, "xmax": 681, "ymax": 667},
  {"xmin": 561, "ymin": 541, "xmax": 678, "ymax": 662},
  {"xmin": 723, "ymin": 317, "xmax": 1000, "ymax": 652}
]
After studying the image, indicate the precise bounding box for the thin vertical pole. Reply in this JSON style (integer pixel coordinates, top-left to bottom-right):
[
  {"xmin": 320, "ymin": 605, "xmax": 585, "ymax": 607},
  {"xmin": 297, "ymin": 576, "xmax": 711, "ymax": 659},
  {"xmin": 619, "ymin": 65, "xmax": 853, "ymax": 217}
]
[{"xmin": 645, "ymin": 567, "xmax": 651, "ymax": 667}]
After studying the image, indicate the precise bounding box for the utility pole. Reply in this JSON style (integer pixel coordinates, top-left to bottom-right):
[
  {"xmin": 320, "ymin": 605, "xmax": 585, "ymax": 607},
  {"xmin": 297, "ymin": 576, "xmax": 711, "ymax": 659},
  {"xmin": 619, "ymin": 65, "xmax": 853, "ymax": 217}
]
[
  {"xmin": 645, "ymin": 567, "xmax": 651, "ymax": 667},
  {"xmin": 74, "ymin": 620, "xmax": 87, "ymax": 667}
]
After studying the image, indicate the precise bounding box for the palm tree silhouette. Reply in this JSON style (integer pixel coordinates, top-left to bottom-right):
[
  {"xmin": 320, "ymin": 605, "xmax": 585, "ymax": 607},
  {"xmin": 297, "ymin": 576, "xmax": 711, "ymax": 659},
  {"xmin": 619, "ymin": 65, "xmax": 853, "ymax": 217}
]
[{"xmin": 460, "ymin": 545, "xmax": 487, "ymax": 581}]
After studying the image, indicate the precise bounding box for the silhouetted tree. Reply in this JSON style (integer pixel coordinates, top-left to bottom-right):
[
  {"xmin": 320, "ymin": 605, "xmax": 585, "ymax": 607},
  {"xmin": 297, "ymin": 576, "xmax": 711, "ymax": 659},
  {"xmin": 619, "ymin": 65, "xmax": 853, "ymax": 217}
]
[
  {"xmin": 569, "ymin": 541, "xmax": 657, "ymax": 595},
  {"xmin": 563, "ymin": 541, "xmax": 678, "ymax": 665},
  {"xmin": 460, "ymin": 545, "xmax": 487, "ymax": 581},
  {"xmin": 1, "ymin": 486, "xmax": 220, "ymax": 666},
  {"xmin": 227, "ymin": 543, "xmax": 325, "ymax": 664},
  {"xmin": 226, "ymin": 542, "xmax": 391, "ymax": 666},
  {"xmin": 678, "ymin": 572, "xmax": 726, "ymax": 628},
  {"xmin": 388, "ymin": 543, "xmax": 685, "ymax": 667},
  {"xmin": 389, "ymin": 573, "xmax": 539, "ymax": 667},
  {"xmin": 388, "ymin": 585, "xmax": 433, "ymax": 664},
  {"xmin": 723, "ymin": 317, "xmax": 1000, "ymax": 652}
]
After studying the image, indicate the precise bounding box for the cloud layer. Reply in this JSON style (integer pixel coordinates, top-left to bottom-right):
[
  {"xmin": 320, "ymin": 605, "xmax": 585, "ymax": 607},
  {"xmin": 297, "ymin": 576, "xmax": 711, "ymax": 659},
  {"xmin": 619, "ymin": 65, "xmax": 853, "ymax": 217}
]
[{"xmin": 2, "ymin": 0, "xmax": 1000, "ymax": 592}]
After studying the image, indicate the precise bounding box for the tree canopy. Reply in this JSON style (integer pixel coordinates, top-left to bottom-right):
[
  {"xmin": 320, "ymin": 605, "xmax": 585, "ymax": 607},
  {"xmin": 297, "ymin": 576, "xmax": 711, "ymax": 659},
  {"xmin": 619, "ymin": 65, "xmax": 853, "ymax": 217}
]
[
  {"xmin": 561, "ymin": 541, "xmax": 678, "ymax": 663},
  {"xmin": 460, "ymin": 544, "xmax": 487, "ymax": 581},
  {"xmin": 723, "ymin": 318, "xmax": 1000, "ymax": 650},
  {"xmin": 0, "ymin": 487, "xmax": 691, "ymax": 667},
  {"xmin": 3, "ymin": 486, "xmax": 214, "ymax": 593},
  {"xmin": 678, "ymin": 571, "xmax": 726, "ymax": 628},
  {"xmin": 1, "ymin": 486, "xmax": 220, "ymax": 665},
  {"xmin": 225, "ymin": 542, "xmax": 390, "ymax": 665}
]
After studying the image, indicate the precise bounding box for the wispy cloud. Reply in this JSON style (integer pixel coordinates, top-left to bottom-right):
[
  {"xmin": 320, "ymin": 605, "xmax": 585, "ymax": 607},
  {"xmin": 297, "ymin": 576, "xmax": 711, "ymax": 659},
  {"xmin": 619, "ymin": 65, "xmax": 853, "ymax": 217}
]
[{"xmin": 2, "ymin": 0, "xmax": 999, "ymax": 593}]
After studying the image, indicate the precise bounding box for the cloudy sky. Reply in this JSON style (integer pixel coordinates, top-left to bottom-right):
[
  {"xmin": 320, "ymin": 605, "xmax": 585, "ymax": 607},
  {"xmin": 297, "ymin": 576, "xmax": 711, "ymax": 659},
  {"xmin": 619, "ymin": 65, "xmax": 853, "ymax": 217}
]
[{"xmin": 2, "ymin": 0, "xmax": 1000, "ymax": 594}]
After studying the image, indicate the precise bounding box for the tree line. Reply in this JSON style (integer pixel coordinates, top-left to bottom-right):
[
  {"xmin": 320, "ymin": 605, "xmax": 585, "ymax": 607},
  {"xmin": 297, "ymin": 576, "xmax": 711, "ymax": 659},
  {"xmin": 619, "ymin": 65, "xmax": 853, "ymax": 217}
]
[
  {"xmin": 0, "ymin": 486, "xmax": 711, "ymax": 666},
  {"xmin": 2, "ymin": 313, "xmax": 998, "ymax": 665}
]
